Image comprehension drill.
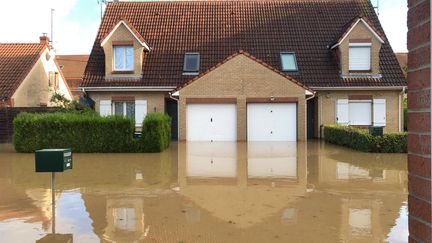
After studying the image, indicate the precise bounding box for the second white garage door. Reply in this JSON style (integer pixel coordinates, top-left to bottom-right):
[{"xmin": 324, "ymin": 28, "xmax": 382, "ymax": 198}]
[
  {"xmin": 187, "ymin": 104, "xmax": 237, "ymax": 141},
  {"xmin": 247, "ymin": 103, "xmax": 297, "ymax": 141}
]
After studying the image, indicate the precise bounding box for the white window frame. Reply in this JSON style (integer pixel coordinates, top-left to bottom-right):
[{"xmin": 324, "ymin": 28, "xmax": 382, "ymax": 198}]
[
  {"xmin": 336, "ymin": 99, "xmax": 376, "ymax": 126},
  {"xmin": 113, "ymin": 46, "xmax": 134, "ymax": 71},
  {"xmin": 348, "ymin": 43, "xmax": 372, "ymax": 72},
  {"xmin": 280, "ymin": 52, "xmax": 298, "ymax": 71},
  {"xmin": 114, "ymin": 101, "xmax": 135, "ymax": 118}
]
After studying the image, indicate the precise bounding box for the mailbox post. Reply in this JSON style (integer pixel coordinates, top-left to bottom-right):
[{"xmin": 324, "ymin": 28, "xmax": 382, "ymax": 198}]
[{"xmin": 35, "ymin": 149, "xmax": 73, "ymax": 235}]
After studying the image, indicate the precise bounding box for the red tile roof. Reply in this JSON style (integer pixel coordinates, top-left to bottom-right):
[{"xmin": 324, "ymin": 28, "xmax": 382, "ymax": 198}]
[
  {"xmin": 100, "ymin": 19, "xmax": 149, "ymax": 48},
  {"xmin": 0, "ymin": 43, "xmax": 47, "ymax": 99},
  {"xmin": 330, "ymin": 16, "xmax": 385, "ymax": 49},
  {"xmin": 395, "ymin": 52, "xmax": 408, "ymax": 78},
  {"xmin": 82, "ymin": 0, "xmax": 407, "ymax": 89},
  {"xmin": 176, "ymin": 50, "xmax": 313, "ymax": 92},
  {"xmin": 56, "ymin": 55, "xmax": 89, "ymax": 89}
]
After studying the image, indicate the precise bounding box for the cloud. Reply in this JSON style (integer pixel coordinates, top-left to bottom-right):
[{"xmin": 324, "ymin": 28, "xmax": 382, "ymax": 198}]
[
  {"xmin": 0, "ymin": 0, "xmax": 99, "ymax": 54},
  {"xmin": 379, "ymin": 5, "xmax": 408, "ymax": 52}
]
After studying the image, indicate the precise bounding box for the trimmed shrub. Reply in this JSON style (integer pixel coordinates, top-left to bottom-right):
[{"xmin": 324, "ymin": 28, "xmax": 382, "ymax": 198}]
[
  {"xmin": 324, "ymin": 125, "xmax": 376, "ymax": 152},
  {"xmin": 323, "ymin": 125, "xmax": 407, "ymax": 153},
  {"xmin": 378, "ymin": 133, "xmax": 408, "ymax": 153},
  {"xmin": 141, "ymin": 113, "xmax": 171, "ymax": 152},
  {"xmin": 13, "ymin": 112, "xmax": 136, "ymax": 153}
]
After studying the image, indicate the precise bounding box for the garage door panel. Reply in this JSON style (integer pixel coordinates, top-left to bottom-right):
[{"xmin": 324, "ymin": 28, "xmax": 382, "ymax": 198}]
[
  {"xmin": 187, "ymin": 104, "xmax": 236, "ymax": 141},
  {"xmin": 247, "ymin": 103, "xmax": 297, "ymax": 141}
]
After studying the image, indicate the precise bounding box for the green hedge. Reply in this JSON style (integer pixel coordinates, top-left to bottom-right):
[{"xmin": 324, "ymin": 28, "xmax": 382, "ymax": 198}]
[
  {"xmin": 141, "ymin": 113, "xmax": 171, "ymax": 153},
  {"xmin": 323, "ymin": 125, "xmax": 407, "ymax": 153},
  {"xmin": 13, "ymin": 112, "xmax": 171, "ymax": 153}
]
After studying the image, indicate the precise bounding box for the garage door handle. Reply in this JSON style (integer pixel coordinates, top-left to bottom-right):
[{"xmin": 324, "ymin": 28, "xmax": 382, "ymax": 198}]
[
  {"xmin": 270, "ymin": 131, "xmax": 273, "ymax": 134},
  {"xmin": 210, "ymin": 118, "xmax": 213, "ymax": 122}
]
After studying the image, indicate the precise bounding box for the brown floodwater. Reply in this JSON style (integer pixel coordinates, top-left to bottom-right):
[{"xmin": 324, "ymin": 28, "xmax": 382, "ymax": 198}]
[{"xmin": 0, "ymin": 141, "xmax": 407, "ymax": 243}]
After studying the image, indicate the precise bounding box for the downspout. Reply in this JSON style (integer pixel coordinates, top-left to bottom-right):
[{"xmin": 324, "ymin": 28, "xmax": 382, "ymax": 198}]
[
  {"xmin": 305, "ymin": 92, "xmax": 316, "ymax": 139},
  {"xmin": 168, "ymin": 92, "xmax": 180, "ymax": 141},
  {"xmin": 399, "ymin": 87, "xmax": 406, "ymax": 132}
]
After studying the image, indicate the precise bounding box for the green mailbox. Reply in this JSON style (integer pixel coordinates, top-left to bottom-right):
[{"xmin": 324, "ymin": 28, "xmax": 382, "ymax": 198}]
[{"xmin": 35, "ymin": 149, "xmax": 72, "ymax": 172}]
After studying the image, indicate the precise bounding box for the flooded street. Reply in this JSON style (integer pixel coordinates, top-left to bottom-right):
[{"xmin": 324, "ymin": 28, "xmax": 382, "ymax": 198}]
[{"xmin": 0, "ymin": 141, "xmax": 407, "ymax": 243}]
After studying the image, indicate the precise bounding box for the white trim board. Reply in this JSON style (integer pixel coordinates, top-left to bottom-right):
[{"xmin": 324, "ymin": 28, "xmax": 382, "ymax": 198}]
[
  {"xmin": 82, "ymin": 86, "xmax": 176, "ymax": 92},
  {"xmin": 331, "ymin": 18, "xmax": 385, "ymax": 50},
  {"xmin": 101, "ymin": 20, "xmax": 151, "ymax": 51}
]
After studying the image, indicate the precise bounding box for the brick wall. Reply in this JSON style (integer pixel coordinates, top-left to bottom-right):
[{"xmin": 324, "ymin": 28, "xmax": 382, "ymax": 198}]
[
  {"xmin": 0, "ymin": 107, "xmax": 59, "ymax": 143},
  {"xmin": 178, "ymin": 54, "xmax": 307, "ymax": 141},
  {"xmin": 407, "ymin": 0, "xmax": 431, "ymax": 242}
]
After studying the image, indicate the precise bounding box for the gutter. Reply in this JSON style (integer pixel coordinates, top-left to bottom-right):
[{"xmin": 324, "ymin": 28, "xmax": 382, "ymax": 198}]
[
  {"xmin": 82, "ymin": 86, "xmax": 177, "ymax": 92},
  {"xmin": 311, "ymin": 86, "xmax": 407, "ymax": 91},
  {"xmin": 399, "ymin": 87, "xmax": 406, "ymax": 132}
]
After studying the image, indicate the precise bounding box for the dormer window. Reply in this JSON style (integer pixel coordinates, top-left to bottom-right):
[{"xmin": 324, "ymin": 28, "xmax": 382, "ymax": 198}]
[
  {"xmin": 349, "ymin": 43, "xmax": 371, "ymax": 72},
  {"xmin": 183, "ymin": 53, "xmax": 200, "ymax": 74},
  {"xmin": 114, "ymin": 46, "xmax": 134, "ymax": 71},
  {"xmin": 280, "ymin": 52, "xmax": 298, "ymax": 71}
]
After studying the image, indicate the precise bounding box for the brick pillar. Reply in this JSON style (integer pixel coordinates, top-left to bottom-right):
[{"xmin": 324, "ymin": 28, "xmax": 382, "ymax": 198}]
[{"xmin": 407, "ymin": 0, "xmax": 431, "ymax": 242}]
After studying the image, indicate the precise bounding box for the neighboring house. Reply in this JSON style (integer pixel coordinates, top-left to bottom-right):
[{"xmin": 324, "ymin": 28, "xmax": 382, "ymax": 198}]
[
  {"xmin": 395, "ymin": 52, "xmax": 408, "ymax": 78},
  {"xmin": 81, "ymin": 0, "xmax": 407, "ymax": 141},
  {"xmin": 56, "ymin": 55, "xmax": 89, "ymax": 99},
  {"xmin": 0, "ymin": 35, "xmax": 72, "ymax": 107}
]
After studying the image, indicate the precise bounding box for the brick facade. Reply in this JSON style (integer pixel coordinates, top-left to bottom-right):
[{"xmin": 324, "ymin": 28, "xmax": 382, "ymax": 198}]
[
  {"xmin": 407, "ymin": 0, "xmax": 431, "ymax": 242},
  {"xmin": 178, "ymin": 54, "xmax": 308, "ymax": 141}
]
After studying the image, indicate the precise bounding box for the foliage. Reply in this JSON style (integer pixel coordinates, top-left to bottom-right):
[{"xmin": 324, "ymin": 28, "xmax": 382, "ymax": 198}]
[
  {"xmin": 13, "ymin": 112, "xmax": 172, "ymax": 153},
  {"xmin": 140, "ymin": 113, "xmax": 172, "ymax": 152},
  {"xmin": 13, "ymin": 112, "xmax": 135, "ymax": 153},
  {"xmin": 323, "ymin": 125, "xmax": 407, "ymax": 153},
  {"xmin": 50, "ymin": 91, "xmax": 95, "ymax": 114}
]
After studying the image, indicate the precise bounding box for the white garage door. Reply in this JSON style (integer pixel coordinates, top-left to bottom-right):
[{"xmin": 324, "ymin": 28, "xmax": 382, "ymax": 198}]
[
  {"xmin": 187, "ymin": 104, "xmax": 237, "ymax": 141},
  {"xmin": 247, "ymin": 103, "xmax": 297, "ymax": 141}
]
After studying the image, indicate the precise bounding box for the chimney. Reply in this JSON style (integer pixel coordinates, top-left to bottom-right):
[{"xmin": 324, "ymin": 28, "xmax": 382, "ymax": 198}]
[{"xmin": 40, "ymin": 33, "xmax": 49, "ymax": 45}]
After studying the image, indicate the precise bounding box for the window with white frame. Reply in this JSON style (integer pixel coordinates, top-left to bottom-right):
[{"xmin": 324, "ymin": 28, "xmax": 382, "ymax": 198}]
[
  {"xmin": 336, "ymin": 99, "xmax": 386, "ymax": 126},
  {"xmin": 280, "ymin": 52, "xmax": 298, "ymax": 71},
  {"xmin": 99, "ymin": 99, "xmax": 148, "ymax": 127},
  {"xmin": 114, "ymin": 101, "xmax": 135, "ymax": 119},
  {"xmin": 114, "ymin": 46, "xmax": 134, "ymax": 71},
  {"xmin": 349, "ymin": 43, "xmax": 371, "ymax": 71}
]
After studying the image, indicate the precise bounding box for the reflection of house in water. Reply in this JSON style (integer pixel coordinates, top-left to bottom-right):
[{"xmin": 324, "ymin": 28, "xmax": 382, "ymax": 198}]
[
  {"xmin": 177, "ymin": 142, "xmax": 307, "ymax": 228},
  {"xmin": 307, "ymin": 141, "xmax": 408, "ymax": 243}
]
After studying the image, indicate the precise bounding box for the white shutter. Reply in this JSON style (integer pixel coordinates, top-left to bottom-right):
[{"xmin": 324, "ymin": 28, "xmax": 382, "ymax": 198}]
[
  {"xmin": 135, "ymin": 100, "xmax": 147, "ymax": 127},
  {"xmin": 349, "ymin": 46, "xmax": 371, "ymax": 71},
  {"xmin": 373, "ymin": 99, "xmax": 386, "ymax": 126},
  {"xmin": 99, "ymin": 100, "xmax": 112, "ymax": 116},
  {"xmin": 349, "ymin": 101, "xmax": 372, "ymax": 125},
  {"xmin": 336, "ymin": 99, "xmax": 349, "ymax": 125}
]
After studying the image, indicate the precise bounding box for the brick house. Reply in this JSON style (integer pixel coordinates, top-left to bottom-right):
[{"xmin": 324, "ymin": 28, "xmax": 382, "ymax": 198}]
[
  {"xmin": 81, "ymin": 0, "xmax": 406, "ymax": 141},
  {"xmin": 0, "ymin": 35, "xmax": 72, "ymax": 107}
]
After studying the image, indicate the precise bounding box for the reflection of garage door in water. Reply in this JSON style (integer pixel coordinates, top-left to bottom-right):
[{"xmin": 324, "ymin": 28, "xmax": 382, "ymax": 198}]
[
  {"xmin": 247, "ymin": 142, "xmax": 297, "ymax": 178},
  {"xmin": 186, "ymin": 142, "xmax": 237, "ymax": 178},
  {"xmin": 247, "ymin": 103, "xmax": 297, "ymax": 141},
  {"xmin": 186, "ymin": 104, "xmax": 237, "ymax": 141}
]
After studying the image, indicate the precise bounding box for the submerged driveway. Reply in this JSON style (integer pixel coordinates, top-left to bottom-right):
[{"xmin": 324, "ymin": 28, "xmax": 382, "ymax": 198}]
[{"xmin": 0, "ymin": 141, "xmax": 407, "ymax": 242}]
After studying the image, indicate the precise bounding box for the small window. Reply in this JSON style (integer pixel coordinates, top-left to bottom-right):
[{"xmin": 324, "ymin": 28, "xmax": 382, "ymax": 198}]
[
  {"xmin": 114, "ymin": 46, "xmax": 134, "ymax": 71},
  {"xmin": 280, "ymin": 52, "xmax": 298, "ymax": 71},
  {"xmin": 349, "ymin": 44, "xmax": 371, "ymax": 71},
  {"xmin": 183, "ymin": 53, "xmax": 200, "ymax": 73},
  {"xmin": 114, "ymin": 101, "xmax": 135, "ymax": 119}
]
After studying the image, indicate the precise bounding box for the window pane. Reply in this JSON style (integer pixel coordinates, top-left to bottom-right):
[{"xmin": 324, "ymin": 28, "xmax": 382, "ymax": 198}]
[
  {"xmin": 125, "ymin": 47, "xmax": 134, "ymax": 70},
  {"xmin": 114, "ymin": 47, "xmax": 125, "ymax": 70},
  {"xmin": 126, "ymin": 102, "xmax": 135, "ymax": 119},
  {"xmin": 349, "ymin": 101, "xmax": 372, "ymax": 125},
  {"xmin": 114, "ymin": 102, "xmax": 124, "ymax": 116},
  {"xmin": 349, "ymin": 46, "xmax": 371, "ymax": 71},
  {"xmin": 281, "ymin": 53, "xmax": 297, "ymax": 71},
  {"xmin": 184, "ymin": 54, "xmax": 199, "ymax": 72}
]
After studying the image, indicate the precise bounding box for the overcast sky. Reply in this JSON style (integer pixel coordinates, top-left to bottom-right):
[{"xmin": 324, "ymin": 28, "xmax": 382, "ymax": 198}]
[{"xmin": 0, "ymin": 0, "xmax": 408, "ymax": 55}]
